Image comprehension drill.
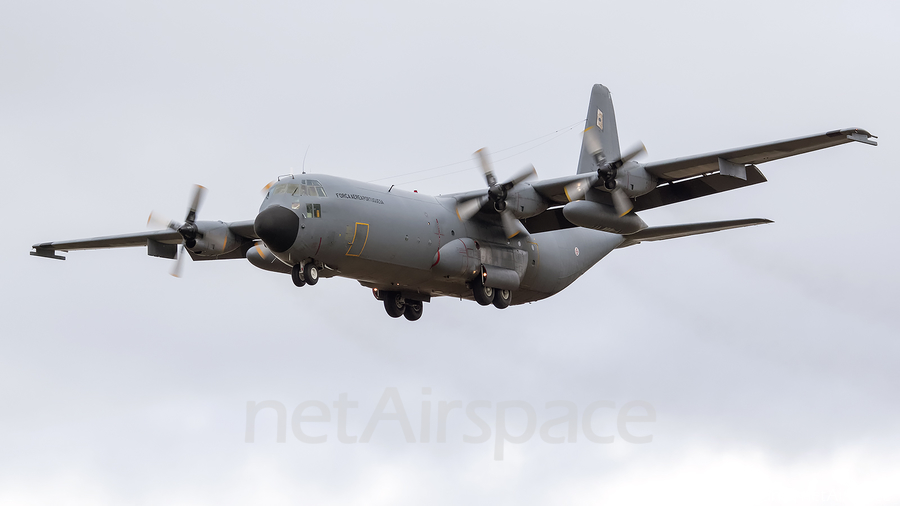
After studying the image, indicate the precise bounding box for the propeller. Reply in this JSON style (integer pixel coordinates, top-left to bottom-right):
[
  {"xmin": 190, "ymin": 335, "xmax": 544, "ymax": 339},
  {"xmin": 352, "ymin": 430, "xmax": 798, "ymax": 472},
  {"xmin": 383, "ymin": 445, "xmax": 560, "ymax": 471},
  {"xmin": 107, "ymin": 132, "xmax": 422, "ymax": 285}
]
[
  {"xmin": 147, "ymin": 184, "xmax": 207, "ymax": 277},
  {"xmin": 456, "ymin": 149, "xmax": 536, "ymax": 239},
  {"xmin": 564, "ymin": 127, "xmax": 647, "ymax": 216}
]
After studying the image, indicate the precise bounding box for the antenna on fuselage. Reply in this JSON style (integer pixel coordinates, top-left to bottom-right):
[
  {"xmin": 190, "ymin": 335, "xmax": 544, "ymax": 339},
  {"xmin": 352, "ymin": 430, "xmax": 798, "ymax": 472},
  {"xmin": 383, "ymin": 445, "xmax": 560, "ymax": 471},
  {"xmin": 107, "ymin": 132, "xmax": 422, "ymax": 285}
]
[{"xmin": 302, "ymin": 145, "xmax": 310, "ymax": 174}]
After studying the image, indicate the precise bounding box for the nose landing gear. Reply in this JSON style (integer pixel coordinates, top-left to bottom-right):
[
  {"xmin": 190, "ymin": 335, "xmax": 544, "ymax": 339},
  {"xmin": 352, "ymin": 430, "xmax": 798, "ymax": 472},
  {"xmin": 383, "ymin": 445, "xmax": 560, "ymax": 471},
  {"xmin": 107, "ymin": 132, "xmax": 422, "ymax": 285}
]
[
  {"xmin": 304, "ymin": 263, "xmax": 318, "ymax": 285},
  {"xmin": 291, "ymin": 264, "xmax": 305, "ymax": 287},
  {"xmin": 291, "ymin": 261, "xmax": 319, "ymax": 287}
]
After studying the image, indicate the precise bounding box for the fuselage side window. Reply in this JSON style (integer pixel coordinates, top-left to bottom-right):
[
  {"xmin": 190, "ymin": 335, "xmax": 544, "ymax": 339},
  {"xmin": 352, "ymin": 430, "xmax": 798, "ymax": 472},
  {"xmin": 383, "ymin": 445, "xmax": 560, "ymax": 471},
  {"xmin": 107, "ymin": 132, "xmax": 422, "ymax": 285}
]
[{"xmin": 306, "ymin": 203, "xmax": 322, "ymax": 218}]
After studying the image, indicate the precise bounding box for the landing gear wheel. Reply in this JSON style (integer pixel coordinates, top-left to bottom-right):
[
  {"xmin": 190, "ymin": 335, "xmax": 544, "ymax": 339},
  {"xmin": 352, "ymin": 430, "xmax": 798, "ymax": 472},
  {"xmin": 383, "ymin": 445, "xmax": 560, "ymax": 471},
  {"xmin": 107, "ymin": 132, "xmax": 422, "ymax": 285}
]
[
  {"xmin": 383, "ymin": 291, "xmax": 405, "ymax": 318},
  {"xmin": 304, "ymin": 263, "xmax": 319, "ymax": 285},
  {"xmin": 492, "ymin": 289, "xmax": 511, "ymax": 309},
  {"xmin": 403, "ymin": 300, "xmax": 423, "ymax": 321},
  {"xmin": 291, "ymin": 264, "xmax": 306, "ymax": 287},
  {"xmin": 472, "ymin": 276, "xmax": 494, "ymax": 306}
]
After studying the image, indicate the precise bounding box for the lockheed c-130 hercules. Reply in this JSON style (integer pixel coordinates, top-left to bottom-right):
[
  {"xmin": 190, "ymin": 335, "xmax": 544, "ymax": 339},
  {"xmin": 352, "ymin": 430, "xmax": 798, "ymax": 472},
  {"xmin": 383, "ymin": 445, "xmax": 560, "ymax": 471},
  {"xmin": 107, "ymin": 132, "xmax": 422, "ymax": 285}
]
[{"xmin": 31, "ymin": 85, "xmax": 877, "ymax": 320}]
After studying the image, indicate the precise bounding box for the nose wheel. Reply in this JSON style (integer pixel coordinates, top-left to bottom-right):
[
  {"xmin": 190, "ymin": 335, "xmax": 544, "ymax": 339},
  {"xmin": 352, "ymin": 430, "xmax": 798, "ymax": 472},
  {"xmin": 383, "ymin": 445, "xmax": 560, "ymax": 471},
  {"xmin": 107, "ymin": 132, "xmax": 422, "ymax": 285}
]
[
  {"xmin": 304, "ymin": 263, "xmax": 318, "ymax": 285},
  {"xmin": 291, "ymin": 264, "xmax": 306, "ymax": 287},
  {"xmin": 291, "ymin": 262, "xmax": 319, "ymax": 287}
]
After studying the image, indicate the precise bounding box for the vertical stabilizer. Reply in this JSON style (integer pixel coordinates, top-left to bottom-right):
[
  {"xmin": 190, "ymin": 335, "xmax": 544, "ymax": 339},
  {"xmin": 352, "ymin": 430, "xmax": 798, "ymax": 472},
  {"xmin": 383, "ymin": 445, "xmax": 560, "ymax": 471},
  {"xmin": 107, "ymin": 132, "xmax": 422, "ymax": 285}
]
[{"xmin": 576, "ymin": 84, "xmax": 620, "ymax": 174}]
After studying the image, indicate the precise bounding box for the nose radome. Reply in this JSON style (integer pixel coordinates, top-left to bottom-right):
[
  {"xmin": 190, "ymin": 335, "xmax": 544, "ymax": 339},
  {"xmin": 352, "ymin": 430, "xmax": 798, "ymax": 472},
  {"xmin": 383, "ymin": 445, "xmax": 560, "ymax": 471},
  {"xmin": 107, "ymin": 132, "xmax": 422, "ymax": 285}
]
[{"xmin": 254, "ymin": 205, "xmax": 300, "ymax": 253}]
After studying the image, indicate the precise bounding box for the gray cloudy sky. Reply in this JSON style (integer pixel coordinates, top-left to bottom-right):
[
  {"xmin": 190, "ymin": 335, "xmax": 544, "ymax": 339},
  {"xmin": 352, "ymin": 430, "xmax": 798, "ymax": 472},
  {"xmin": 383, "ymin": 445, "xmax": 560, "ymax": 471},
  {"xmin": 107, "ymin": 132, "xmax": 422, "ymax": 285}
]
[{"xmin": 2, "ymin": 1, "xmax": 898, "ymax": 504}]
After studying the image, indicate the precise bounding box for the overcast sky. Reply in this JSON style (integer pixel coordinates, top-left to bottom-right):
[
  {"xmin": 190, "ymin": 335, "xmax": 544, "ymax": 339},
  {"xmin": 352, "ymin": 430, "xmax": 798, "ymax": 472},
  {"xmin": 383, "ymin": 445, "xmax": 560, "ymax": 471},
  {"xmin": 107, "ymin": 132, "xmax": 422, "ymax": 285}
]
[{"xmin": 2, "ymin": 1, "xmax": 898, "ymax": 504}]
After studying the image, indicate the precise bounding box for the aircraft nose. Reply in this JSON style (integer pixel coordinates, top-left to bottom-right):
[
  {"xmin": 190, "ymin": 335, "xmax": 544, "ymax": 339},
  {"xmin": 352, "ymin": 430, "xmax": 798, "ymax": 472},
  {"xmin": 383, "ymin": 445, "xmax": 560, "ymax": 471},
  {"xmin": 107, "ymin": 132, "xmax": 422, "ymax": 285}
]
[{"xmin": 254, "ymin": 205, "xmax": 300, "ymax": 253}]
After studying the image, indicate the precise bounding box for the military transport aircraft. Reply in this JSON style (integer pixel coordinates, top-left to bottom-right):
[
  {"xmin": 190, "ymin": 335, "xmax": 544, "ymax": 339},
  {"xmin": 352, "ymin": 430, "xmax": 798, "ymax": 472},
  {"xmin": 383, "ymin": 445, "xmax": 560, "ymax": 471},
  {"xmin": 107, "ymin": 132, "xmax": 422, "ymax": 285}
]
[{"xmin": 31, "ymin": 85, "xmax": 877, "ymax": 320}]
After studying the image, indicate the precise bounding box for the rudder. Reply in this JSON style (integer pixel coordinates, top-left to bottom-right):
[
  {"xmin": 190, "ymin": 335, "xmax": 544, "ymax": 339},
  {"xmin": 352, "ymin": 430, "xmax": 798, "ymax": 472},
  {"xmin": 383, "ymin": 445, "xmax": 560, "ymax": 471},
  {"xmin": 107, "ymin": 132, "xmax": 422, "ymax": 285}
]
[{"xmin": 576, "ymin": 84, "xmax": 621, "ymax": 174}]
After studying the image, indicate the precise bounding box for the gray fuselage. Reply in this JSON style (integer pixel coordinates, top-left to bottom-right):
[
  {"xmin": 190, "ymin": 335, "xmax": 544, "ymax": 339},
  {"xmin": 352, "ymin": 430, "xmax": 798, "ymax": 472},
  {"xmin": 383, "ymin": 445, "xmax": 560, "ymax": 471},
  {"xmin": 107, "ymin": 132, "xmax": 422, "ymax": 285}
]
[{"xmin": 259, "ymin": 174, "xmax": 623, "ymax": 304}]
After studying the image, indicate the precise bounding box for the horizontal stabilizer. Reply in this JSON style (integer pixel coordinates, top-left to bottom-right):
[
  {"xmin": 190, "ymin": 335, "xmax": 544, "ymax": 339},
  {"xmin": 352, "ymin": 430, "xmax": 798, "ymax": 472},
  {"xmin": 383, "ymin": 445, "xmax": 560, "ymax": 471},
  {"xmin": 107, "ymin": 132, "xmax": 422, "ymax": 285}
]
[{"xmin": 617, "ymin": 218, "xmax": 772, "ymax": 248}]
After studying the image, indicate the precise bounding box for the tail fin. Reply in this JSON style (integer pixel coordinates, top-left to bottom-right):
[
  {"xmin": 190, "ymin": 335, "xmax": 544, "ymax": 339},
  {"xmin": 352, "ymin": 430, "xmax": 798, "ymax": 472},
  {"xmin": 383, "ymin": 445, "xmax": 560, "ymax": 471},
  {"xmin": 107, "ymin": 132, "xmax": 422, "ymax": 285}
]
[{"xmin": 576, "ymin": 84, "xmax": 621, "ymax": 174}]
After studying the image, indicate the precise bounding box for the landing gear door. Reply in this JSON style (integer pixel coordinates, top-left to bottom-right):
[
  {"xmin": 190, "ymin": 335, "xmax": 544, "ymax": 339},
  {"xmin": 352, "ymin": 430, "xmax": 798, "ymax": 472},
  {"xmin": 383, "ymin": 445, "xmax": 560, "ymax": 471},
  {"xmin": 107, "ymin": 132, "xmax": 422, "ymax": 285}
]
[{"xmin": 346, "ymin": 223, "xmax": 369, "ymax": 257}]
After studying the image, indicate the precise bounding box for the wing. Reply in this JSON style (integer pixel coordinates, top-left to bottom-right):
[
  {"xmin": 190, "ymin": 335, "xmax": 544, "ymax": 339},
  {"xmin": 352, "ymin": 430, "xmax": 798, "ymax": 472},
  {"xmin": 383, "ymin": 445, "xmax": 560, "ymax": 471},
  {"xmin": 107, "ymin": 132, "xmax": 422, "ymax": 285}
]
[
  {"xmin": 225, "ymin": 220, "xmax": 258, "ymax": 240},
  {"xmin": 527, "ymin": 127, "xmax": 876, "ymax": 224},
  {"xmin": 530, "ymin": 175, "xmax": 593, "ymax": 206},
  {"xmin": 644, "ymin": 127, "xmax": 877, "ymax": 181},
  {"xmin": 31, "ymin": 230, "xmax": 184, "ymax": 259},
  {"xmin": 31, "ymin": 221, "xmax": 259, "ymax": 260}
]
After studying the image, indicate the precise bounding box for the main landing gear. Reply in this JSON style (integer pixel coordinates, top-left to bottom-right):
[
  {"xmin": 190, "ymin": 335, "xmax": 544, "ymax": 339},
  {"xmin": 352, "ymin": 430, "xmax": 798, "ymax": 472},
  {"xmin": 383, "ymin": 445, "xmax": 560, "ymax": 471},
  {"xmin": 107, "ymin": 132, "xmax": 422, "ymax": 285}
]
[
  {"xmin": 291, "ymin": 262, "xmax": 319, "ymax": 287},
  {"xmin": 472, "ymin": 275, "xmax": 512, "ymax": 309},
  {"xmin": 375, "ymin": 289, "xmax": 424, "ymax": 321}
]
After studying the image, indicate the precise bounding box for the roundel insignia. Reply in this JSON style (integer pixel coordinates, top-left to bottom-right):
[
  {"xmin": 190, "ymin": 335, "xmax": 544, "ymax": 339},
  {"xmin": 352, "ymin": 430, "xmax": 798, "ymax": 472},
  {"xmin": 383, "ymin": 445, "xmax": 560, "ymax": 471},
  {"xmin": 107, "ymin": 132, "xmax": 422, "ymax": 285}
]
[
  {"xmin": 574, "ymin": 247, "xmax": 580, "ymax": 256},
  {"xmin": 596, "ymin": 110, "xmax": 603, "ymax": 131}
]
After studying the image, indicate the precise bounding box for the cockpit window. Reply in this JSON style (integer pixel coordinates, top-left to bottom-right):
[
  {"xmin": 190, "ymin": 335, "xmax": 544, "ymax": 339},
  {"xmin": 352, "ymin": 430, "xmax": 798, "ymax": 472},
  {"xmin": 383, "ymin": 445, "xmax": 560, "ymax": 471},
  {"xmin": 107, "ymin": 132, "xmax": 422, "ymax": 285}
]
[
  {"xmin": 271, "ymin": 179, "xmax": 327, "ymax": 197},
  {"xmin": 272, "ymin": 184, "xmax": 296, "ymax": 195},
  {"xmin": 301, "ymin": 179, "xmax": 327, "ymax": 197}
]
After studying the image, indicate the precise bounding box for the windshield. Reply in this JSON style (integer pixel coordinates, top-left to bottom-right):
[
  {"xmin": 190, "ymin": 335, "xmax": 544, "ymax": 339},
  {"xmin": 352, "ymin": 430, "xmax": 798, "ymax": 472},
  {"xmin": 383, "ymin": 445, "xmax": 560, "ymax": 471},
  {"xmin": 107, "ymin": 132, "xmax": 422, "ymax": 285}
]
[{"xmin": 270, "ymin": 179, "xmax": 327, "ymax": 198}]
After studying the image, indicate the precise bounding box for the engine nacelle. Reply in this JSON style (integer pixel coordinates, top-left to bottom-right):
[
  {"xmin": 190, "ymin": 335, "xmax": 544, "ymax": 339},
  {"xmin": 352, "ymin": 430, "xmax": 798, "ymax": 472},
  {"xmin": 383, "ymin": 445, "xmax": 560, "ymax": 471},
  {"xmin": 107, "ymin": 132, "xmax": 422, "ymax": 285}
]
[
  {"xmin": 563, "ymin": 200, "xmax": 648, "ymax": 235},
  {"xmin": 246, "ymin": 243, "xmax": 292, "ymax": 273},
  {"xmin": 509, "ymin": 184, "xmax": 549, "ymax": 219},
  {"xmin": 190, "ymin": 221, "xmax": 240, "ymax": 256},
  {"xmin": 431, "ymin": 238, "xmax": 481, "ymax": 280},
  {"xmin": 618, "ymin": 160, "xmax": 656, "ymax": 197}
]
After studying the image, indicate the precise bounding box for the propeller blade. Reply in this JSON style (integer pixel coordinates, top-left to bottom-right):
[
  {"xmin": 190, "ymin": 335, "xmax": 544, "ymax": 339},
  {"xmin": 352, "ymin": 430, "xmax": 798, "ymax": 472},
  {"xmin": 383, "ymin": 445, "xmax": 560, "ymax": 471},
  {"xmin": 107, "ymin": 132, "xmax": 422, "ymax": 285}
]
[
  {"xmin": 261, "ymin": 180, "xmax": 275, "ymax": 195},
  {"xmin": 184, "ymin": 184, "xmax": 207, "ymax": 223},
  {"xmin": 147, "ymin": 211, "xmax": 180, "ymax": 231},
  {"xmin": 582, "ymin": 126, "xmax": 604, "ymax": 160},
  {"xmin": 456, "ymin": 195, "xmax": 488, "ymax": 221},
  {"xmin": 501, "ymin": 164, "xmax": 537, "ymax": 190},
  {"xmin": 610, "ymin": 187, "xmax": 633, "ymax": 217},
  {"xmin": 474, "ymin": 148, "xmax": 498, "ymax": 187},
  {"xmin": 619, "ymin": 141, "xmax": 647, "ymax": 163},
  {"xmin": 170, "ymin": 244, "xmax": 185, "ymax": 278},
  {"xmin": 500, "ymin": 209, "xmax": 526, "ymax": 239},
  {"xmin": 564, "ymin": 174, "xmax": 598, "ymax": 202}
]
